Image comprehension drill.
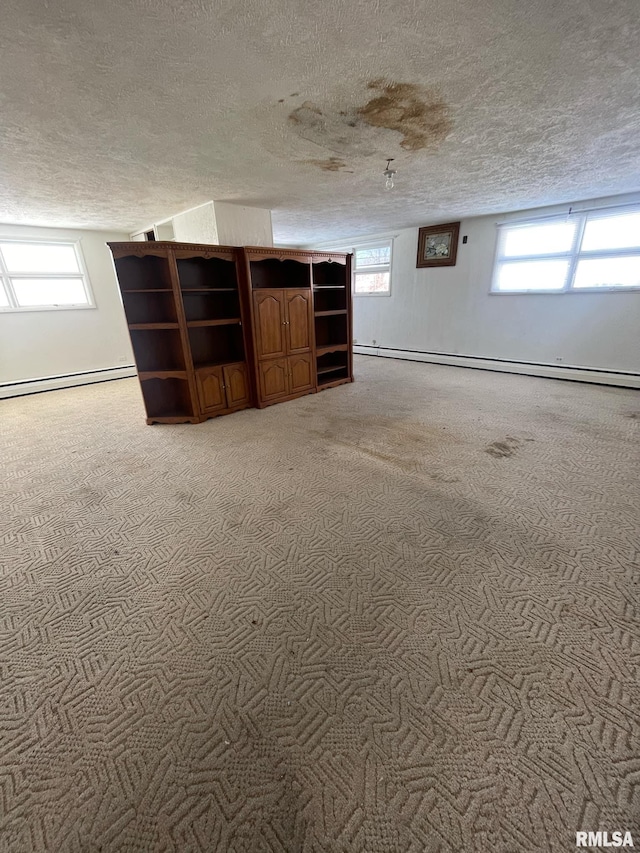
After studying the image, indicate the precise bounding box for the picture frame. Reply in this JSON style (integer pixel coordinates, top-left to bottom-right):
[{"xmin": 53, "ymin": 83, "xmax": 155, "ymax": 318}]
[{"xmin": 416, "ymin": 222, "xmax": 461, "ymax": 268}]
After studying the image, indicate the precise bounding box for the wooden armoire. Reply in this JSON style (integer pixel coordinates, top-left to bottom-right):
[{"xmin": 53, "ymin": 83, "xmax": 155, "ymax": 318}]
[{"xmin": 108, "ymin": 242, "xmax": 352, "ymax": 424}]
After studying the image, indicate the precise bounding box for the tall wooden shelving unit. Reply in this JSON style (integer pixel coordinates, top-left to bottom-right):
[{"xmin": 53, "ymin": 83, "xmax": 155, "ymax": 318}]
[
  {"xmin": 109, "ymin": 242, "xmax": 352, "ymax": 424},
  {"xmin": 311, "ymin": 252, "xmax": 353, "ymax": 391},
  {"xmin": 110, "ymin": 242, "xmax": 253, "ymax": 424},
  {"xmin": 113, "ymin": 246, "xmax": 197, "ymax": 423},
  {"xmin": 175, "ymin": 247, "xmax": 253, "ymax": 418},
  {"xmin": 241, "ymin": 247, "xmax": 316, "ymax": 408}
]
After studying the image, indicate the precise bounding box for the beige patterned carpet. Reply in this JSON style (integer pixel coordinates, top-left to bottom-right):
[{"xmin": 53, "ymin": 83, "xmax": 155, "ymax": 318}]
[{"xmin": 2, "ymin": 355, "xmax": 640, "ymax": 852}]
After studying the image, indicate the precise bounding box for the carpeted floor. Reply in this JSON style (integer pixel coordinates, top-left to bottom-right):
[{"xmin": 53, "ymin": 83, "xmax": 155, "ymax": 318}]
[{"xmin": 2, "ymin": 355, "xmax": 640, "ymax": 852}]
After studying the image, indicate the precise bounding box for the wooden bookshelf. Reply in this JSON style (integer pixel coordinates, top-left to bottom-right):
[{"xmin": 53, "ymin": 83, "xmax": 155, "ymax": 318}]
[
  {"xmin": 109, "ymin": 243, "xmax": 253, "ymax": 424},
  {"xmin": 312, "ymin": 254, "xmax": 353, "ymax": 391},
  {"xmin": 108, "ymin": 243, "xmax": 353, "ymax": 423}
]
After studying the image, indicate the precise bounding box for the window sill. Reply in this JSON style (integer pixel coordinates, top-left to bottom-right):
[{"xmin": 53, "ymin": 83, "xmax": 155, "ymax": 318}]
[
  {"xmin": 0, "ymin": 303, "xmax": 96, "ymax": 313},
  {"xmin": 489, "ymin": 288, "xmax": 640, "ymax": 295}
]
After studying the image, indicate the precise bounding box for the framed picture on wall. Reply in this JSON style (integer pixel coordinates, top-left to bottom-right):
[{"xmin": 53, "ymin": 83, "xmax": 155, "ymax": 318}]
[{"xmin": 416, "ymin": 222, "xmax": 461, "ymax": 268}]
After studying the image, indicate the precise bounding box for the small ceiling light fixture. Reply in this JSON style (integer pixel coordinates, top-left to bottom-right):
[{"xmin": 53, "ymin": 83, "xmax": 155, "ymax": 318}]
[{"xmin": 383, "ymin": 158, "xmax": 397, "ymax": 190}]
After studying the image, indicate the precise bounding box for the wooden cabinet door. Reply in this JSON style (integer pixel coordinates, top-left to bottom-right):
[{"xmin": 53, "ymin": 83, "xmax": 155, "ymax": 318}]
[
  {"xmin": 258, "ymin": 358, "xmax": 289, "ymax": 402},
  {"xmin": 196, "ymin": 366, "xmax": 226, "ymax": 413},
  {"xmin": 253, "ymin": 290, "xmax": 286, "ymax": 359},
  {"xmin": 223, "ymin": 363, "xmax": 250, "ymax": 409},
  {"xmin": 288, "ymin": 353, "xmax": 314, "ymax": 394},
  {"xmin": 285, "ymin": 290, "xmax": 312, "ymax": 354}
]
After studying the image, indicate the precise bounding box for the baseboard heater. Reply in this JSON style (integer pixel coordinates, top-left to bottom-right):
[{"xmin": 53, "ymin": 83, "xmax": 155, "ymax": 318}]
[
  {"xmin": 0, "ymin": 365, "xmax": 137, "ymax": 399},
  {"xmin": 353, "ymin": 345, "xmax": 640, "ymax": 389}
]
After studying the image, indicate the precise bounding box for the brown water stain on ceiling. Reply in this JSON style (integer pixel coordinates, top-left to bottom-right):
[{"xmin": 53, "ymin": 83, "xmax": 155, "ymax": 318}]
[
  {"xmin": 287, "ymin": 80, "xmax": 452, "ymax": 167},
  {"xmin": 359, "ymin": 79, "xmax": 452, "ymax": 151},
  {"xmin": 303, "ymin": 157, "xmax": 351, "ymax": 172}
]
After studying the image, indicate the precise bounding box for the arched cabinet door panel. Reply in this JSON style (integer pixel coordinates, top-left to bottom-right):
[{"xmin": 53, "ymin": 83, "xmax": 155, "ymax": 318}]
[
  {"xmin": 223, "ymin": 363, "xmax": 250, "ymax": 408},
  {"xmin": 196, "ymin": 366, "xmax": 226, "ymax": 413},
  {"xmin": 289, "ymin": 353, "xmax": 314, "ymax": 394},
  {"xmin": 285, "ymin": 290, "xmax": 312, "ymax": 354},
  {"xmin": 258, "ymin": 358, "xmax": 289, "ymax": 402},
  {"xmin": 253, "ymin": 290, "xmax": 286, "ymax": 358}
]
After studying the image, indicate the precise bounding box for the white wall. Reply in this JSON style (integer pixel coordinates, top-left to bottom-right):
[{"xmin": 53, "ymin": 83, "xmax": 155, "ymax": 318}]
[
  {"xmin": 332, "ymin": 194, "xmax": 640, "ymax": 376},
  {"xmin": 214, "ymin": 202, "xmax": 273, "ymax": 247},
  {"xmin": 172, "ymin": 202, "xmax": 219, "ymax": 244},
  {"xmin": 0, "ymin": 224, "xmax": 133, "ymax": 387},
  {"xmin": 131, "ymin": 201, "xmax": 273, "ymax": 247}
]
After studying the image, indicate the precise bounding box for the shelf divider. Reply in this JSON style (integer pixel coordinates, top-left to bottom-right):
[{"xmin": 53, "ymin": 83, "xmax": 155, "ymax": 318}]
[
  {"xmin": 316, "ymin": 343, "xmax": 348, "ymax": 356},
  {"xmin": 187, "ymin": 318, "xmax": 241, "ymax": 328},
  {"xmin": 121, "ymin": 288, "xmax": 173, "ymax": 293},
  {"xmin": 129, "ymin": 322, "xmax": 180, "ymax": 330},
  {"xmin": 139, "ymin": 370, "xmax": 188, "ymax": 380}
]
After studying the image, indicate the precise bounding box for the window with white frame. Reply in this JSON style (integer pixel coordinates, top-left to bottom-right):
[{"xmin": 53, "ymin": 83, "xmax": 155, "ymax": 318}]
[
  {"xmin": 492, "ymin": 206, "xmax": 640, "ymax": 293},
  {"xmin": 0, "ymin": 240, "xmax": 93, "ymax": 311},
  {"xmin": 353, "ymin": 242, "xmax": 392, "ymax": 295}
]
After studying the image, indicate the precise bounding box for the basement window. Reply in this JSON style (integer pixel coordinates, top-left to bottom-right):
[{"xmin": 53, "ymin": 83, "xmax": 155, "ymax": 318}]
[
  {"xmin": 0, "ymin": 239, "xmax": 94, "ymax": 311},
  {"xmin": 492, "ymin": 206, "xmax": 640, "ymax": 293},
  {"xmin": 353, "ymin": 242, "xmax": 392, "ymax": 295}
]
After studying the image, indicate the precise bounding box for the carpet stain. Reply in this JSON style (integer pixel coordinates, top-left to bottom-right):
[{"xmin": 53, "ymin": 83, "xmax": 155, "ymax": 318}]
[
  {"xmin": 485, "ymin": 436, "xmax": 521, "ymax": 458},
  {"xmin": 429, "ymin": 471, "xmax": 461, "ymax": 483}
]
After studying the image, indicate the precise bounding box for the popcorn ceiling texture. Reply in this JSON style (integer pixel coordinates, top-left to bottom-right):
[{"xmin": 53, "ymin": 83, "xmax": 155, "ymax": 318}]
[{"xmin": 0, "ymin": 0, "xmax": 639, "ymax": 243}]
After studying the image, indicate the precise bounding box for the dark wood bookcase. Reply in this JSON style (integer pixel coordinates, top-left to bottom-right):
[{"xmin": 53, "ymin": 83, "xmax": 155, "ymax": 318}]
[
  {"xmin": 110, "ymin": 243, "xmax": 253, "ymax": 424},
  {"xmin": 312, "ymin": 252, "xmax": 353, "ymax": 390},
  {"xmin": 109, "ymin": 242, "xmax": 352, "ymax": 423}
]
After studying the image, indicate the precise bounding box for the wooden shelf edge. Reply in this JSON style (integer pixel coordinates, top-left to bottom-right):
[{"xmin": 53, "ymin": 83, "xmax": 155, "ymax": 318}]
[
  {"xmin": 199, "ymin": 400, "xmax": 252, "ymax": 421},
  {"xmin": 173, "ymin": 247, "xmax": 238, "ymax": 259},
  {"xmin": 245, "ymin": 247, "xmax": 313, "ymax": 262},
  {"xmin": 186, "ymin": 318, "xmax": 241, "ymax": 327},
  {"xmin": 316, "ymin": 365, "xmax": 347, "ymax": 376},
  {"xmin": 252, "ymin": 285, "xmax": 311, "ymax": 291},
  {"xmin": 315, "ymin": 309, "xmax": 347, "ymax": 317},
  {"xmin": 146, "ymin": 415, "xmax": 199, "ymax": 424},
  {"xmin": 129, "ymin": 322, "xmax": 180, "ymax": 330},
  {"xmin": 122, "ymin": 288, "xmax": 172, "ymax": 293},
  {"xmin": 194, "ymin": 360, "xmax": 246, "ymax": 372},
  {"xmin": 317, "ymin": 376, "xmax": 353, "ymax": 391},
  {"xmin": 109, "ymin": 241, "xmax": 237, "ymax": 253},
  {"xmin": 311, "ymin": 253, "xmax": 349, "ymax": 264},
  {"xmin": 316, "ymin": 344, "xmax": 349, "ymax": 356},
  {"xmin": 139, "ymin": 371, "xmax": 188, "ymax": 380}
]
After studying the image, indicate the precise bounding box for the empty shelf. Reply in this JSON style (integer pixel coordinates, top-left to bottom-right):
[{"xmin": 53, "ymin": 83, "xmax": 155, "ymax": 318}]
[
  {"xmin": 316, "ymin": 344, "xmax": 348, "ymax": 356},
  {"xmin": 129, "ymin": 322, "xmax": 179, "ymax": 330},
  {"xmin": 187, "ymin": 318, "xmax": 241, "ymax": 327}
]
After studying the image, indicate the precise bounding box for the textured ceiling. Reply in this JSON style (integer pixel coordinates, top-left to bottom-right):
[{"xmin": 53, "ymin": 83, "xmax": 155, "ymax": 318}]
[{"xmin": 1, "ymin": 0, "xmax": 639, "ymax": 244}]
